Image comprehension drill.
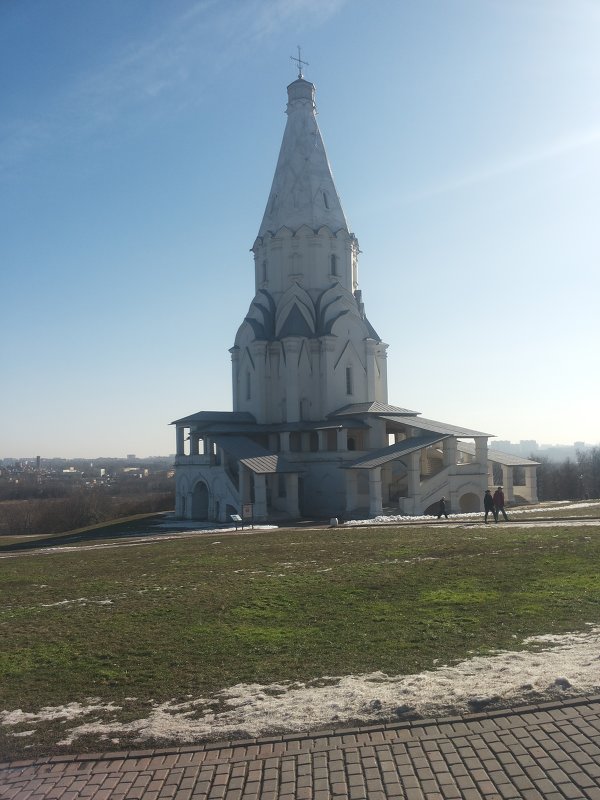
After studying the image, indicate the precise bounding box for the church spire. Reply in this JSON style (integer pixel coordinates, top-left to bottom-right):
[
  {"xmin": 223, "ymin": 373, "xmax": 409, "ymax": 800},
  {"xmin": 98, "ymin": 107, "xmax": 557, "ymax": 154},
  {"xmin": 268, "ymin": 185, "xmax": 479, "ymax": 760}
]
[{"xmin": 257, "ymin": 68, "xmax": 349, "ymax": 237}]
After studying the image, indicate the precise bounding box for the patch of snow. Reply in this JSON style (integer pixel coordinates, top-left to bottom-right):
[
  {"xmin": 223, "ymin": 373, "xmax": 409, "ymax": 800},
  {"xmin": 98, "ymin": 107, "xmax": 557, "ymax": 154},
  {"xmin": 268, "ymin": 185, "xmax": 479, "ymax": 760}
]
[
  {"xmin": 39, "ymin": 598, "xmax": 113, "ymax": 608},
  {"xmin": 4, "ymin": 626, "xmax": 600, "ymax": 747},
  {"xmin": 345, "ymin": 500, "xmax": 600, "ymax": 526}
]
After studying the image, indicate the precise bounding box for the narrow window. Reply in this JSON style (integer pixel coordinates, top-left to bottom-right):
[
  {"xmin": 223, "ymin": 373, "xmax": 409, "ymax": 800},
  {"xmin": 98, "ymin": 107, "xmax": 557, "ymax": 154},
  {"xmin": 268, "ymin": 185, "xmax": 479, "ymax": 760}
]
[
  {"xmin": 262, "ymin": 260, "xmax": 267, "ymax": 282},
  {"xmin": 330, "ymin": 254, "xmax": 337, "ymax": 275},
  {"xmin": 245, "ymin": 371, "xmax": 251, "ymax": 401},
  {"xmin": 346, "ymin": 366, "xmax": 353, "ymax": 395},
  {"xmin": 323, "ymin": 191, "xmax": 329, "ymax": 209}
]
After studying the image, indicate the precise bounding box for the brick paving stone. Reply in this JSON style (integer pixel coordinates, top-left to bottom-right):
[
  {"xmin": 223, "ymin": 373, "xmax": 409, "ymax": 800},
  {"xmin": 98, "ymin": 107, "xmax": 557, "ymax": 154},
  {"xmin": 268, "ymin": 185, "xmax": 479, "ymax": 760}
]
[{"xmin": 5, "ymin": 700, "xmax": 600, "ymax": 799}]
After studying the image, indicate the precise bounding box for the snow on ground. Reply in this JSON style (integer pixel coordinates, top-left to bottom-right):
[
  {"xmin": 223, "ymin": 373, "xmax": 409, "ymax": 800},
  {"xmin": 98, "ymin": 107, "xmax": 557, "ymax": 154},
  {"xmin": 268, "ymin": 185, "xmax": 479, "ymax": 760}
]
[
  {"xmin": 344, "ymin": 500, "xmax": 600, "ymax": 526},
  {"xmin": 2, "ymin": 626, "xmax": 600, "ymax": 747}
]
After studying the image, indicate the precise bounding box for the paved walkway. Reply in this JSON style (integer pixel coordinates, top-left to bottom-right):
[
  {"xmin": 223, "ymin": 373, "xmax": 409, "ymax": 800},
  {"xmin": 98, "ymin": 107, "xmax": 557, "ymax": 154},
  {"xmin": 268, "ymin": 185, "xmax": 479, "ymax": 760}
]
[{"xmin": 2, "ymin": 697, "xmax": 600, "ymax": 799}]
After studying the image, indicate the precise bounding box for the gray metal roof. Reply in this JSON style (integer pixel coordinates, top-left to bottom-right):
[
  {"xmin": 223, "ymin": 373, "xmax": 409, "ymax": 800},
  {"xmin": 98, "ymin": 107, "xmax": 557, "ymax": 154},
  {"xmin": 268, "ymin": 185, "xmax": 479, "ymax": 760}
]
[
  {"xmin": 330, "ymin": 402, "xmax": 418, "ymax": 417},
  {"xmin": 176, "ymin": 416, "xmax": 368, "ymax": 434},
  {"xmin": 171, "ymin": 410, "xmax": 255, "ymax": 426},
  {"xmin": 344, "ymin": 433, "xmax": 448, "ymax": 470},
  {"xmin": 458, "ymin": 442, "xmax": 540, "ymax": 466},
  {"xmin": 380, "ymin": 415, "xmax": 492, "ymax": 438},
  {"xmin": 212, "ymin": 435, "xmax": 300, "ymax": 474}
]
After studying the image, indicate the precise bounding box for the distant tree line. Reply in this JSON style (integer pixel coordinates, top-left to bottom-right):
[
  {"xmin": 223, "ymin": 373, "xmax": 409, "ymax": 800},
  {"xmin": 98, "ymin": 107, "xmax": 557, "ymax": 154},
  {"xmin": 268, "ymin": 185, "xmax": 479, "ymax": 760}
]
[
  {"xmin": 536, "ymin": 447, "xmax": 600, "ymax": 501},
  {"xmin": 0, "ymin": 484, "xmax": 174, "ymax": 537}
]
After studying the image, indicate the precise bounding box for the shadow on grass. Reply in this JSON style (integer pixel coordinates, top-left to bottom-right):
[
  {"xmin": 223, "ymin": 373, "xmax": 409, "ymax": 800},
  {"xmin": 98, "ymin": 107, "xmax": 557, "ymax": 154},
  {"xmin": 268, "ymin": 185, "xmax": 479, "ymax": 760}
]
[{"xmin": 0, "ymin": 512, "xmax": 175, "ymax": 553}]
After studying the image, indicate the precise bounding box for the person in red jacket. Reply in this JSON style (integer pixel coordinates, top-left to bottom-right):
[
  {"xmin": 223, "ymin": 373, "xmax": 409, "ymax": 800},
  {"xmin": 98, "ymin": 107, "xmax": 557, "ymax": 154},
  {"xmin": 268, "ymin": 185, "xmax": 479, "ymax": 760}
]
[{"xmin": 493, "ymin": 486, "xmax": 509, "ymax": 521}]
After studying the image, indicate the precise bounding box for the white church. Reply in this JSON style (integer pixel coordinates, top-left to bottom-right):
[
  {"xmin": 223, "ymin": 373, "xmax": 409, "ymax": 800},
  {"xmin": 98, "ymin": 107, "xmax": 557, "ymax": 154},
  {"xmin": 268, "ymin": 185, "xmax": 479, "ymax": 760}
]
[{"xmin": 173, "ymin": 67, "xmax": 539, "ymax": 522}]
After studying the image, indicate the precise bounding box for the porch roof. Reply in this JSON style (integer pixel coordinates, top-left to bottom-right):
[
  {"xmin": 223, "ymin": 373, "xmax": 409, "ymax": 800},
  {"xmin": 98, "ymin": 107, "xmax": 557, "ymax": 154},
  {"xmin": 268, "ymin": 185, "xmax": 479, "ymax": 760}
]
[
  {"xmin": 329, "ymin": 402, "xmax": 418, "ymax": 417},
  {"xmin": 171, "ymin": 410, "xmax": 255, "ymax": 426},
  {"xmin": 212, "ymin": 435, "xmax": 300, "ymax": 474},
  {"xmin": 381, "ymin": 415, "xmax": 492, "ymax": 438},
  {"xmin": 458, "ymin": 442, "xmax": 540, "ymax": 466},
  {"xmin": 344, "ymin": 433, "xmax": 449, "ymax": 469}
]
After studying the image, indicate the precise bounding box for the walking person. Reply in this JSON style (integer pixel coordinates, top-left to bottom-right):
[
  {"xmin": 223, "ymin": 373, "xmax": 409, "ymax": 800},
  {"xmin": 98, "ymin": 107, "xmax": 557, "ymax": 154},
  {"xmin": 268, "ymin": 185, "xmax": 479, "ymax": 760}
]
[
  {"xmin": 493, "ymin": 486, "xmax": 509, "ymax": 521},
  {"xmin": 484, "ymin": 488, "xmax": 497, "ymax": 523},
  {"xmin": 437, "ymin": 496, "xmax": 448, "ymax": 519}
]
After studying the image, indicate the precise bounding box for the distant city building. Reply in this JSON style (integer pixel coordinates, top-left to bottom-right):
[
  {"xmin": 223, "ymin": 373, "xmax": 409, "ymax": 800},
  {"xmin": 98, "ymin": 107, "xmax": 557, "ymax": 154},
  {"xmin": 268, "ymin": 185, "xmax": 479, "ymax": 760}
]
[{"xmin": 172, "ymin": 69, "xmax": 539, "ymax": 521}]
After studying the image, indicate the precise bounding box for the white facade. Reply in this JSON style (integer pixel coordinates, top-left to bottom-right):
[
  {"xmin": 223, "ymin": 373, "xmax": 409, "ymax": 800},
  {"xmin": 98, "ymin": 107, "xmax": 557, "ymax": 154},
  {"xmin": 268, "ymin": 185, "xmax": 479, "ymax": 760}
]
[{"xmin": 173, "ymin": 74, "xmax": 538, "ymax": 522}]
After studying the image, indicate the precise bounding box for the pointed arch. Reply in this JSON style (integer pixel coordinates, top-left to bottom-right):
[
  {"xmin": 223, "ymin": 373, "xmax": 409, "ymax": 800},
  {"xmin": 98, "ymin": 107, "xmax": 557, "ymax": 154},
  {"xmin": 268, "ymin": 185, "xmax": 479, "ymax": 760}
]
[{"xmin": 275, "ymin": 282, "xmax": 316, "ymax": 339}]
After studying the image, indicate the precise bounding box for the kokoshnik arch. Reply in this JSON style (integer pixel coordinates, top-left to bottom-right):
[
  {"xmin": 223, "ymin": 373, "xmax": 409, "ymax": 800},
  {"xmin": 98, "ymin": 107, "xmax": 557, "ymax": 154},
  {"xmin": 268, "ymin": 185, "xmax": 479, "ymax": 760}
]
[{"xmin": 172, "ymin": 69, "xmax": 539, "ymax": 522}]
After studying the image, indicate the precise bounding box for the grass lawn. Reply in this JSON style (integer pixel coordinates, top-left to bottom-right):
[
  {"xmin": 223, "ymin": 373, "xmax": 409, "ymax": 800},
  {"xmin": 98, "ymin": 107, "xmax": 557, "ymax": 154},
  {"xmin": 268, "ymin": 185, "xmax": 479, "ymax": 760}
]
[{"xmin": 1, "ymin": 520, "xmax": 600, "ymax": 758}]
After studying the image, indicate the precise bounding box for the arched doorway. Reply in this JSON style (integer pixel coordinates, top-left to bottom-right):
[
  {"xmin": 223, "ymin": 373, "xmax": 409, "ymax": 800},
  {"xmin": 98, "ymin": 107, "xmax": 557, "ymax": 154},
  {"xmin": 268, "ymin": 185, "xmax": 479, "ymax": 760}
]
[
  {"xmin": 191, "ymin": 481, "xmax": 210, "ymax": 519},
  {"xmin": 459, "ymin": 492, "xmax": 480, "ymax": 512}
]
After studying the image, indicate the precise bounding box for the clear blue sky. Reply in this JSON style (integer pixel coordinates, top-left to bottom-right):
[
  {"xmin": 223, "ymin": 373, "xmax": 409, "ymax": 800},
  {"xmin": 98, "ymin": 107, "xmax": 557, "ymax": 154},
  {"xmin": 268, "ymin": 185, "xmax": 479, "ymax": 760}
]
[{"xmin": 2, "ymin": 0, "xmax": 599, "ymax": 458}]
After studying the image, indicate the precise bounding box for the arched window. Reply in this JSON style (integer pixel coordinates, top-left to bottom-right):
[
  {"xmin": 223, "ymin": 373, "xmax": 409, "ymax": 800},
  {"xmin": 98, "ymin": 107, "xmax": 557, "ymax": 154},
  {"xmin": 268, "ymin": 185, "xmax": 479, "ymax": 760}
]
[
  {"xmin": 323, "ymin": 191, "xmax": 329, "ymax": 209},
  {"xmin": 348, "ymin": 437, "xmax": 356, "ymax": 451},
  {"xmin": 330, "ymin": 254, "xmax": 337, "ymax": 276},
  {"xmin": 262, "ymin": 259, "xmax": 267, "ymax": 282},
  {"xmin": 245, "ymin": 371, "xmax": 251, "ymax": 401}
]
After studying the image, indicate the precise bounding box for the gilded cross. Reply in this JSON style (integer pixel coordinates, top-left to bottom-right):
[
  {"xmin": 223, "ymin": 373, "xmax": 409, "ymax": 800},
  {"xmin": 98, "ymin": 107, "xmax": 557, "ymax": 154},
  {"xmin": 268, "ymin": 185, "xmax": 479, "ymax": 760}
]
[{"xmin": 290, "ymin": 45, "xmax": 309, "ymax": 79}]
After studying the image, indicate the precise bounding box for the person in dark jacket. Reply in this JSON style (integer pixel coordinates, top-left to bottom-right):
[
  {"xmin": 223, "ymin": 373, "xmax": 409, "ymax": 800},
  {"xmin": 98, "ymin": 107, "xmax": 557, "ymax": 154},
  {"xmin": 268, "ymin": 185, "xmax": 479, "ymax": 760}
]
[
  {"xmin": 493, "ymin": 486, "xmax": 509, "ymax": 521},
  {"xmin": 484, "ymin": 489, "xmax": 497, "ymax": 523},
  {"xmin": 437, "ymin": 496, "xmax": 448, "ymax": 519}
]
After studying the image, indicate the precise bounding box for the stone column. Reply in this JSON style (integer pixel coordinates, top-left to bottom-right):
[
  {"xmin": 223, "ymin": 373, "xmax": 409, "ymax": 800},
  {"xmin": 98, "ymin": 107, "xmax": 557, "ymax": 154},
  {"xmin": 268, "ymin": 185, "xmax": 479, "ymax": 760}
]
[
  {"xmin": 368, "ymin": 468, "xmax": 383, "ymax": 517},
  {"xmin": 345, "ymin": 470, "xmax": 358, "ymax": 515},
  {"xmin": 190, "ymin": 433, "xmax": 200, "ymax": 456},
  {"xmin": 285, "ymin": 473, "xmax": 300, "ymax": 517},
  {"xmin": 443, "ymin": 437, "xmax": 457, "ymax": 469},
  {"xmin": 337, "ymin": 427, "xmax": 348, "ymax": 451},
  {"xmin": 474, "ymin": 437, "xmax": 489, "ymax": 474},
  {"xmin": 176, "ymin": 426, "xmax": 186, "ymax": 456},
  {"xmin": 406, "ymin": 451, "xmax": 421, "ymax": 514},
  {"xmin": 525, "ymin": 466, "xmax": 538, "ymax": 503},
  {"xmin": 502, "ymin": 465, "xmax": 514, "ymax": 502},
  {"xmin": 317, "ymin": 430, "xmax": 327, "ymax": 451},
  {"xmin": 253, "ymin": 474, "xmax": 268, "ymax": 520},
  {"xmin": 487, "ymin": 460, "xmax": 494, "ymax": 489},
  {"xmin": 279, "ymin": 431, "xmax": 290, "ymax": 452},
  {"xmin": 238, "ymin": 465, "xmax": 248, "ymax": 506}
]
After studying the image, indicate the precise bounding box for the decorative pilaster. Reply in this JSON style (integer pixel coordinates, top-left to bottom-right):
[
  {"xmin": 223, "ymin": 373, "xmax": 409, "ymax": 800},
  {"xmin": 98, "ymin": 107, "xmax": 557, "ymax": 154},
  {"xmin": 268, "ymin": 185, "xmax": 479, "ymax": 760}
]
[{"xmin": 283, "ymin": 338, "xmax": 301, "ymax": 423}]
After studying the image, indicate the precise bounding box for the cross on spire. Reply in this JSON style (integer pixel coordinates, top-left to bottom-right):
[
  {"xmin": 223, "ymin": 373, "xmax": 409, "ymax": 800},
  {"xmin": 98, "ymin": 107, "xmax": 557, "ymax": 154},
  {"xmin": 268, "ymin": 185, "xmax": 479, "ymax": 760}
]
[{"xmin": 290, "ymin": 45, "xmax": 309, "ymax": 79}]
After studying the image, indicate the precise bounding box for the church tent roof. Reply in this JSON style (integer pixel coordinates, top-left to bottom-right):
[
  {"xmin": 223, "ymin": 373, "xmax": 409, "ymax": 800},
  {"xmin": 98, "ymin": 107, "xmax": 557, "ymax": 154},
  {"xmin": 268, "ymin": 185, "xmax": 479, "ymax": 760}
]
[
  {"xmin": 257, "ymin": 77, "xmax": 349, "ymax": 238},
  {"xmin": 344, "ymin": 433, "xmax": 449, "ymax": 470}
]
